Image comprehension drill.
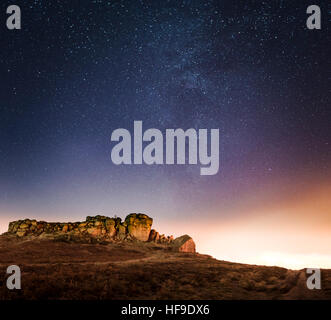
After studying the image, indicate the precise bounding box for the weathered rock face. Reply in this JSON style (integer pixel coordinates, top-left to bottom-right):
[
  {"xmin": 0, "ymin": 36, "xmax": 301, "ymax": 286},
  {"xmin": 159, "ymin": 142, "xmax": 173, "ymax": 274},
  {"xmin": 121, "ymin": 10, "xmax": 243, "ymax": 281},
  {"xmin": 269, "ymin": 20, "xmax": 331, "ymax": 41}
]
[
  {"xmin": 148, "ymin": 229, "xmax": 158, "ymax": 241},
  {"xmin": 172, "ymin": 235, "xmax": 196, "ymax": 253},
  {"xmin": 125, "ymin": 213, "xmax": 153, "ymax": 241},
  {"xmin": 7, "ymin": 214, "xmax": 140, "ymax": 241},
  {"xmin": 6, "ymin": 214, "xmax": 196, "ymax": 253}
]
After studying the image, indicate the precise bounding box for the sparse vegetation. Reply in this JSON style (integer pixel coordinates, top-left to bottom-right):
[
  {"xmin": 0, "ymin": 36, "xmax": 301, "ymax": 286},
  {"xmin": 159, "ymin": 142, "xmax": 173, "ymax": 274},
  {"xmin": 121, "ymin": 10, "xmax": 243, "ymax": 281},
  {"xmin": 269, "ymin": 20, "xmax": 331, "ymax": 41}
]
[{"xmin": 0, "ymin": 235, "xmax": 330, "ymax": 300}]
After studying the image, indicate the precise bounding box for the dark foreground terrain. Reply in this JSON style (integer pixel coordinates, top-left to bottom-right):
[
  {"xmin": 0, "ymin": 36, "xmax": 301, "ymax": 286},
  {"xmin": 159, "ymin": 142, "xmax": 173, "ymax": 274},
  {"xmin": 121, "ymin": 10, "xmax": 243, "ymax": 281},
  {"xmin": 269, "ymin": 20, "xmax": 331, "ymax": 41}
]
[{"xmin": 0, "ymin": 235, "xmax": 330, "ymax": 300}]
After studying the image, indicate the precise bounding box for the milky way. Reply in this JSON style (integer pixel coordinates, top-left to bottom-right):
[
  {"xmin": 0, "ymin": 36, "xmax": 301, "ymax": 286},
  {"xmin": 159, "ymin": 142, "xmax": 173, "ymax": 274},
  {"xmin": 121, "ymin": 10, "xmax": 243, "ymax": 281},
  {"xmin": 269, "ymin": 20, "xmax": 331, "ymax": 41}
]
[{"xmin": 0, "ymin": 1, "xmax": 330, "ymax": 229}]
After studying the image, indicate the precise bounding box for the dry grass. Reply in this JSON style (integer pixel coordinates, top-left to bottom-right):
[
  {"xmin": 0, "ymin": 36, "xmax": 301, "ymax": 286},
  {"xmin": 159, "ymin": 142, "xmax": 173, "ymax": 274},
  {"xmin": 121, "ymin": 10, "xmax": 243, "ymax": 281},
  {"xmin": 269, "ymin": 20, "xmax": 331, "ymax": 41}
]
[{"xmin": 0, "ymin": 235, "xmax": 330, "ymax": 300}]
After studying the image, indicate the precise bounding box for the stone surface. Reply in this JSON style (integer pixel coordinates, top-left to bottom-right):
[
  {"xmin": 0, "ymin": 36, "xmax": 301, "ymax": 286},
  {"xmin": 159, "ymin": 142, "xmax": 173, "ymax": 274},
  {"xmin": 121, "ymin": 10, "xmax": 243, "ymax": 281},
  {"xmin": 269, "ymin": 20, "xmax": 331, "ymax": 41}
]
[
  {"xmin": 5, "ymin": 214, "xmax": 195, "ymax": 252},
  {"xmin": 148, "ymin": 229, "xmax": 157, "ymax": 241},
  {"xmin": 125, "ymin": 213, "xmax": 153, "ymax": 241},
  {"xmin": 172, "ymin": 235, "xmax": 196, "ymax": 253}
]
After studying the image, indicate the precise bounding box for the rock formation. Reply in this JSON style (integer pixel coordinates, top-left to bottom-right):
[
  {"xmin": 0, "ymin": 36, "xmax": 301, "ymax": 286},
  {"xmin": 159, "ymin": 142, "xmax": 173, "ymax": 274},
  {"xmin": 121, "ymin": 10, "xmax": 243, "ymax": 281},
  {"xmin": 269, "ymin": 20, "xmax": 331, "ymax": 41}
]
[
  {"xmin": 125, "ymin": 213, "xmax": 153, "ymax": 241},
  {"xmin": 172, "ymin": 234, "xmax": 196, "ymax": 253},
  {"xmin": 5, "ymin": 214, "xmax": 195, "ymax": 253}
]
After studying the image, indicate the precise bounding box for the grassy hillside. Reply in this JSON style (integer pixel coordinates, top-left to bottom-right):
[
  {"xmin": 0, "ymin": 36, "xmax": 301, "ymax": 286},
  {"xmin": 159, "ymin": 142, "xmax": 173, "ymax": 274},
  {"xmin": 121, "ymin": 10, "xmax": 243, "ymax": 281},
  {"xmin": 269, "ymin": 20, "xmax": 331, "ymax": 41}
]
[{"xmin": 0, "ymin": 235, "xmax": 330, "ymax": 300}]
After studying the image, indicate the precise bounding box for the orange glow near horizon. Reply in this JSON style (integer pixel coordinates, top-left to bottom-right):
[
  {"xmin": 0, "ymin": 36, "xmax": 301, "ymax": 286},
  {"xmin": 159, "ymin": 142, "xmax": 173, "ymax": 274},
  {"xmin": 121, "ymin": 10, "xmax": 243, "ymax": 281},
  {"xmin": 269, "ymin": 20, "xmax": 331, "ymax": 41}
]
[
  {"xmin": 1, "ymin": 180, "xmax": 331, "ymax": 270},
  {"xmin": 156, "ymin": 181, "xmax": 331, "ymax": 270}
]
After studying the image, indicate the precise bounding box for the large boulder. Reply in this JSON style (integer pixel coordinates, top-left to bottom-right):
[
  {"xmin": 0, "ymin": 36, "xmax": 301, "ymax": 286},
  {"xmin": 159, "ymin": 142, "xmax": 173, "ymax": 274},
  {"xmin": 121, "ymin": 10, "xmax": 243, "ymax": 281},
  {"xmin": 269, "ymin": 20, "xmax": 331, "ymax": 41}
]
[
  {"xmin": 125, "ymin": 213, "xmax": 153, "ymax": 241},
  {"xmin": 172, "ymin": 235, "xmax": 196, "ymax": 253}
]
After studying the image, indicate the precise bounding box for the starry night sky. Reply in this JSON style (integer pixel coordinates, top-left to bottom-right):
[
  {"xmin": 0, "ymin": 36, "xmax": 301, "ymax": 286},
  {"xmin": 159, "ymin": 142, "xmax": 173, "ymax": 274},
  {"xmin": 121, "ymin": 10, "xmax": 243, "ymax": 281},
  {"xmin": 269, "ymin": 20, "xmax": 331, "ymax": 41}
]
[{"xmin": 0, "ymin": 1, "xmax": 330, "ymax": 266}]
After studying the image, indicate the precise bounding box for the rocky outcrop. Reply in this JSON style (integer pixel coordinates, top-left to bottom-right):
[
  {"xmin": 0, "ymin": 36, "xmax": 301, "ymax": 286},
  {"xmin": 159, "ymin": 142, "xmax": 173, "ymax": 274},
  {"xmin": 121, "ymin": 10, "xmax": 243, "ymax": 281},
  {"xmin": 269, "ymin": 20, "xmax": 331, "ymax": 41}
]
[
  {"xmin": 6, "ymin": 214, "xmax": 196, "ymax": 253},
  {"xmin": 171, "ymin": 235, "xmax": 196, "ymax": 253},
  {"xmin": 148, "ymin": 229, "xmax": 174, "ymax": 244},
  {"xmin": 125, "ymin": 214, "xmax": 153, "ymax": 241}
]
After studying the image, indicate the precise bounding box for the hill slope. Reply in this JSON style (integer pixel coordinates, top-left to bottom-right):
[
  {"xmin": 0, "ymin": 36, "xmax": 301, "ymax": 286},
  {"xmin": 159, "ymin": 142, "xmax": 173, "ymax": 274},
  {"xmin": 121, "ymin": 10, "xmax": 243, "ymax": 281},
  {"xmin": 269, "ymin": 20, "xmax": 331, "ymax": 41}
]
[{"xmin": 0, "ymin": 235, "xmax": 330, "ymax": 300}]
